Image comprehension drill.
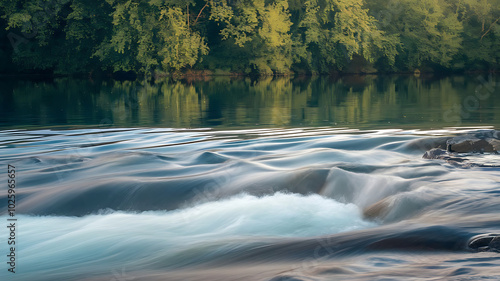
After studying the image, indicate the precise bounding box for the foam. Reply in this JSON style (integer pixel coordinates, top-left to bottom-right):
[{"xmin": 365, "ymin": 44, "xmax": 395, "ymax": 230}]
[{"xmin": 0, "ymin": 193, "xmax": 373, "ymax": 279}]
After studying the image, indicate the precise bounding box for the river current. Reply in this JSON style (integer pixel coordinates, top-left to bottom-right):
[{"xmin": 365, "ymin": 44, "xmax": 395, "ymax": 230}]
[{"xmin": 1, "ymin": 127, "xmax": 499, "ymax": 280}]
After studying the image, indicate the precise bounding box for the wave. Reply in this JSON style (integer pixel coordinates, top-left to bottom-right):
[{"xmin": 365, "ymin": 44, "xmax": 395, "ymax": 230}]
[
  {"xmin": 0, "ymin": 193, "xmax": 373, "ymax": 280},
  {"xmin": 1, "ymin": 128, "xmax": 500, "ymax": 280}
]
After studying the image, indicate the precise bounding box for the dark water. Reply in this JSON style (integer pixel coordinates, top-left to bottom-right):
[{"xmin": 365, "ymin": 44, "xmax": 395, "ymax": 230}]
[
  {"xmin": 1, "ymin": 75, "xmax": 500, "ymax": 281},
  {"xmin": 1, "ymin": 75, "xmax": 499, "ymax": 130}
]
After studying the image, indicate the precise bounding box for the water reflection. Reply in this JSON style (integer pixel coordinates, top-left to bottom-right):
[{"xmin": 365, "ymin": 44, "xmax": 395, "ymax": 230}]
[{"xmin": 0, "ymin": 75, "xmax": 498, "ymax": 129}]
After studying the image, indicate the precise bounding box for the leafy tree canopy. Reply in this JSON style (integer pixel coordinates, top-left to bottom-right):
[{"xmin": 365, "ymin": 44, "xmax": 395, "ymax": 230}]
[{"xmin": 0, "ymin": 0, "xmax": 498, "ymax": 75}]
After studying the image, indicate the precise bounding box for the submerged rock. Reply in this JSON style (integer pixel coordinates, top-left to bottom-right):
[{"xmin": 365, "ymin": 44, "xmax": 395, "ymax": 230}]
[
  {"xmin": 422, "ymin": 148, "xmax": 474, "ymax": 167},
  {"xmin": 363, "ymin": 198, "xmax": 391, "ymax": 220},
  {"xmin": 423, "ymin": 148, "xmax": 466, "ymax": 162},
  {"xmin": 468, "ymin": 233, "xmax": 500, "ymax": 253}
]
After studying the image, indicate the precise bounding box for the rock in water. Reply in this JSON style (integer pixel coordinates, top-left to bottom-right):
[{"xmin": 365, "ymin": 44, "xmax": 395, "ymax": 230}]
[
  {"xmin": 363, "ymin": 198, "xmax": 392, "ymax": 220},
  {"xmin": 447, "ymin": 130, "xmax": 500, "ymax": 153},
  {"xmin": 423, "ymin": 148, "xmax": 447, "ymax": 159},
  {"xmin": 448, "ymin": 138, "xmax": 495, "ymax": 153},
  {"xmin": 422, "ymin": 148, "xmax": 467, "ymax": 165},
  {"xmin": 468, "ymin": 233, "xmax": 500, "ymax": 252},
  {"xmin": 422, "ymin": 130, "xmax": 500, "ymax": 167}
]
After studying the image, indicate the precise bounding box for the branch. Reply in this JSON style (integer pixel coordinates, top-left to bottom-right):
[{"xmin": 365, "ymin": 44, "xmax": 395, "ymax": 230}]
[
  {"xmin": 481, "ymin": 16, "xmax": 500, "ymax": 41},
  {"xmin": 193, "ymin": 3, "xmax": 209, "ymax": 26}
]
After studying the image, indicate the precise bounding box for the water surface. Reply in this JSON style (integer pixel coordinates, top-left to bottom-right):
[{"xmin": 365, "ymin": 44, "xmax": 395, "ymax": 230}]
[
  {"xmin": 1, "ymin": 75, "xmax": 499, "ymax": 129},
  {"xmin": 0, "ymin": 75, "xmax": 499, "ymax": 281}
]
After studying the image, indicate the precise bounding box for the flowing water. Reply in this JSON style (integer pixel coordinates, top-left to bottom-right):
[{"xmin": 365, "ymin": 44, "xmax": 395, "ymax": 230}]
[{"xmin": 0, "ymin": 75, "xmax": 499, "ymax": 281}]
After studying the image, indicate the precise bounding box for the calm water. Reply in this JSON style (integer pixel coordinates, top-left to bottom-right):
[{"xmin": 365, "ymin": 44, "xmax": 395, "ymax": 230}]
[
  {"xmin": 0, "ymin": 75, "xmax": 499, "ymax": 281},
  {"xmin": 1, "ymin": 75, "xmax": 499, "ymax": 129}
]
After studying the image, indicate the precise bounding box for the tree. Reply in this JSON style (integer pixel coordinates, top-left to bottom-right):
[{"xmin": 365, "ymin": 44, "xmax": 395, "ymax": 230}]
[
  {"xmin": 209, "ymin": 0, "xmax": 294, "ymax": 74},
  {"xmin": 291, "ymin": 0, "xmax": 399, "ymax": 73},
  {"xmin": 93, "ymin": 0, "xmax": 208, "ymax": 72},
  {"xmin": 0, "ymin": 0, "xmax": 498, "ymax": 75},
  {"xmin": 366, "ymin": 0, "xmax": 463, "ymax": 70},
  {"xmin": 454, "ymin": 0, "xmax": 500, "ymax": 69}
]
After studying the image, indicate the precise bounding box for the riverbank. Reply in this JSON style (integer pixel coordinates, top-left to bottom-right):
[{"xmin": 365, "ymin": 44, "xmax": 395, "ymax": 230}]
[{"xmin": 0, "ymin": 68, "xmax": 497, "ymax": 82}]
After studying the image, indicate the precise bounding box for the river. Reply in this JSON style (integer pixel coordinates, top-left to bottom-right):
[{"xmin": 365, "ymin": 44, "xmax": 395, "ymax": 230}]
[{"xmin": 0, "ymin": 74, "xmax": 499, "ymax": 280}]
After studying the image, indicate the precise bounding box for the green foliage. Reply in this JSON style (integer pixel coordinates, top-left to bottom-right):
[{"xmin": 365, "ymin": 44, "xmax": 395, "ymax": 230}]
[
  {"xmin": 366, "ymin": 0, "xmax": 498, "ymax": 71},
  {"xmin": 390, "ymin": 0, "xmax": 463, "ymax": 68},
  {"xmin": 455, "ymin": 0, "xmax": 500, "ymax": 68},
  {"xmin": 0, "ymin": 0, "xmax": 498, "ymax": 75},
  {"xmin": 212, "ymin": 0, "xmax": 294, "ymax": 74},
  {"xmin": 158, "ymin": 6, "xmax": 209, "ymax": 70},
  {"xmin": 292, "ymin": 0, "xmax": 399, "ymax": 72},
  {"xmin": 93, "ymin": 0, "xmax": 208, "ymax": 72}
]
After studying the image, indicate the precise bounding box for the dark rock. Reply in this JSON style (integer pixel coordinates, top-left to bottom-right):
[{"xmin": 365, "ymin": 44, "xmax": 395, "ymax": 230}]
[
  {"xmin": 468, "ymin": 233, "xmax": 500, "ymax": 252},
  {"xmin": 422, "ymin": 130, "xmax": 500, "ymax": 167},
  {"xmin": 448, "ymin": 138, "xmax": 495, "ymax": 153},
  {"xmin": 422, "ymin": 148, "xmax": 467, "ymax": 164},
  {"xmin": 447, "ymin": 130, "xmax": 500, "ymax": 153},
  {"xmin": 490, "ymin": 237, "xmax": 500, "ymax": 252}
]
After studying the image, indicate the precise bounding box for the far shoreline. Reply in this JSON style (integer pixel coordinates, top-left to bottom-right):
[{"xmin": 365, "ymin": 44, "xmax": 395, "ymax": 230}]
[{"xmin": 0, "ymin": 69, "xmax": 497, "ymax": 82}]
